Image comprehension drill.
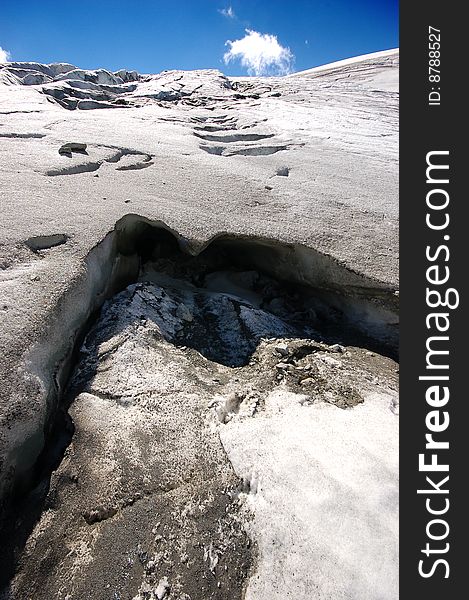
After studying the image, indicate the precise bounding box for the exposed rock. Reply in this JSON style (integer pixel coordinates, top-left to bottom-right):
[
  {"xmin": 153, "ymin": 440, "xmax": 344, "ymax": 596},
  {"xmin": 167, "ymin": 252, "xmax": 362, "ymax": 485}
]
[
  {"xmin": 274, "ymin": 342, "xmax": 289, "ymax": 356},
  {"xmin": 275, "ymin": 166, "xmax": 290, "ymax": 177},
  {"xmin": 58, "ymin": 142, "xmax": 87, "ymax": 155},
  {"xmin": 25, "ymin": 233, "xmax": 68, "ymax": 252}
]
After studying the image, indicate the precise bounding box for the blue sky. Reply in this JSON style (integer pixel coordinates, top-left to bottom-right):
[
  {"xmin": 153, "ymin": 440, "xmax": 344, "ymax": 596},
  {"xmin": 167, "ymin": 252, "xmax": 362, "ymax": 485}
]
[{"xmin": 0, "ymin": 1, "xmax": 398, "ymax": 75}]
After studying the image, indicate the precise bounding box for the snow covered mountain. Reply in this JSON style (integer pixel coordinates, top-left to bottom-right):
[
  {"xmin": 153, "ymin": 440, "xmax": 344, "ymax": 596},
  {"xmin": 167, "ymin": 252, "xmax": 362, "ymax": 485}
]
[{"xmin": 0, "ymin": 50, "xmax": 399, "ymax": 600}]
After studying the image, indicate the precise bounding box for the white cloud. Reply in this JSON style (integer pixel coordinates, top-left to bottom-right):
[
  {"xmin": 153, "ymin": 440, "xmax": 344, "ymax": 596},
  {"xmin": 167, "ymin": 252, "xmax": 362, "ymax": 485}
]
[
  {"xmin": 219, "ymin": 6, "xmax": 235, "ymax": 19},
  {"xmin": 0, "ymin": 46, "xmax": 11, "ymax": 63},
  {"xmin": 224, "ymin": 29, "xmax": 294, "ymax": 76}
]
